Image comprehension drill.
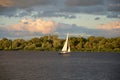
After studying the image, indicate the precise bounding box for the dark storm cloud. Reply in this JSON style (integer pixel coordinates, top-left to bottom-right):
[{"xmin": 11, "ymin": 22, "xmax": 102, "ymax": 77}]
[
  {"xmin": 0, "ymin": 0, "xmax": 104, "ymax": 8},
  {"xmin": 14, "ymin": 0, "xmax": 56, "ymax": 8},
  {"xmin": 0, "ymin": 7, "xmax": 17, "ymax": 16},
  {"xmin": 0, "ymin": 0, "xmax": 119, "ymax": 10},
  {"xmin": 0, "ymin": 0, "xmax": 56, "ymax": 8},
  {"xmin": 105, "ymin": 0, "xmax": 120, "ymax": 12},
  {"xmin": 0, "ymin": 0, "xmax": 13, "ymax": 7},
  {"xmin": 107, "ymin": 13, "xmax": 119, "ymax": 18},
  {"xmin": 0, "ymin": 0, "xmax": 57, "ymax": 16},
  {"xmin": 66, "ymin": 0, "xmax": 103, "ymax": 6},
  {"xmin": 94, "ymin": 17, "xmax": 100, "ymax": 20},
  {"xmin": 60, "ymin": 5, "xmax": 106, "ymax": 13},
  {"xmin": 0, "ymin": 0, "xmax": 120, "ymax": 17}
]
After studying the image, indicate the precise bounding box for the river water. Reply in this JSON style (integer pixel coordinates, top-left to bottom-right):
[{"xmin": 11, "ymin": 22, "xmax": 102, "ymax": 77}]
[{"xmin": 0, "ymin": 51, "xmax": 120, "ymax": 80}]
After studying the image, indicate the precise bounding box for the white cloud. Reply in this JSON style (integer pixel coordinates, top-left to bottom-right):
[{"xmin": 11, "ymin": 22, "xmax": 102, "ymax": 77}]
[
  {"xmin": 7, "ymin": 18, "xmax": 58, "ymax": 34},
  {"xmin": 98, "ymin": 21, "xmax": 120, "ymax": 30}
]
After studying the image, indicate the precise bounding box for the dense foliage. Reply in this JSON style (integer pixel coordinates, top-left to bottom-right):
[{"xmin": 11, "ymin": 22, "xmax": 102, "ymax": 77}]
[{"xmin": 0, "ymin": 35, "xmax": 120, "ymax": 52}]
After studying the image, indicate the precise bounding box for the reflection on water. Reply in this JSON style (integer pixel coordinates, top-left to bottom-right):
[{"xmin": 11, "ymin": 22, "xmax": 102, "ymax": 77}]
[{"xmin": 59, "ymin": 53, "xmax": 71, "ymax": 57}]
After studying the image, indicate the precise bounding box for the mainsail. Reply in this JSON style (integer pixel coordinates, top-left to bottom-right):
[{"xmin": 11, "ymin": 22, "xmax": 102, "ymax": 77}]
[
  {"xmin": 68, "ymin": 45, "xmax": 70, "ymax": 52},
  {"xmin": 61, "ymin": 33, "xmax": 70, "ymax": 53}
]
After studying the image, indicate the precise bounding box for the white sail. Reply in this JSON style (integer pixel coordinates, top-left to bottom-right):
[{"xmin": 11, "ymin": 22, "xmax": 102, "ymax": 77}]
[
  {"xmin": 62, "ymin": 33, "xmax": 68, "ymax": 52},
  {"xmin": 68, "ymin": 45, "xmax": 71, "ymax": 52},
  {"xmin": 60, "ymin": 33, "xmax": 70, "ymax": 53}
]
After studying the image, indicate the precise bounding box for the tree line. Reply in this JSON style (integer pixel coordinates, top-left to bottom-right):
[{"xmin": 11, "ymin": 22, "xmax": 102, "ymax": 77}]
[{"xmin": 0, "ymin": 35, "xmax": 120, "ymax": 52}]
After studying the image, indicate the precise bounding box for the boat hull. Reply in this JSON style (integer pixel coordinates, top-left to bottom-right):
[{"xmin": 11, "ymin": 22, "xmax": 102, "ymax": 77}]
[{"xmin": 59, "ymin": 51, "xmax": 70, "ymax": 54}]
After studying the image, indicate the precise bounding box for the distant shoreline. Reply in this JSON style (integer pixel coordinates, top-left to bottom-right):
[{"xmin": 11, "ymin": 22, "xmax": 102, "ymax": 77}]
[
  {"xmin": 0, "ymin": 50, "xmax": 120, "ymax": 54},
  {"xmin": 0, "ymin": 35, "xmax": 120, "ymax": 52}
]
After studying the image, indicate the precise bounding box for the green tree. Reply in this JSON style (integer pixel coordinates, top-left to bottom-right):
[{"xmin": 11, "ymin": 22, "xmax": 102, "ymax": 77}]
[
  {"xmin": 0, "ymin": 38, "xmax": 12, "ymax": 50},
  {"xmin": 24, "ymin": 44, "xmax": 36, "ymax": 50},
  {"xmin": 76, "ymin": 37, "xmax": 86, "ymax": 51},
  {"xmin": 12, "ymin": 39, "xmax": 26, "ymax": 50}
]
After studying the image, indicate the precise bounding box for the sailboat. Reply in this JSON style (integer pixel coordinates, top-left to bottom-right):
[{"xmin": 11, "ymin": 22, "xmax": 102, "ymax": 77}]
[{"xmin": 59, "ymin": 33, "xmax": 71, "ymax": 54}]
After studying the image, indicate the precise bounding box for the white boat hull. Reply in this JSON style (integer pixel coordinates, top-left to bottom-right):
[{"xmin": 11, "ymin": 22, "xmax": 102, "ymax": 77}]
[{"xmin": 59, "ymin": 51, "xmax": 70, "ymax": 54}]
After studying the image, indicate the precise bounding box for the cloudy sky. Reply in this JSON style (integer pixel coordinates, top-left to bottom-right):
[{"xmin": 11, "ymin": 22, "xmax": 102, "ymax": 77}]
[{"xmin": 0, "ymin": 0, "xmax": 120, "ymax": 39}]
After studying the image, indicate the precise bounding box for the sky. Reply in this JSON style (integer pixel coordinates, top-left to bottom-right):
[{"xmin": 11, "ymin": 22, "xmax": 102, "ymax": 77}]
[{"xmin": 0, "ymin": 0, "xmax": 120, "ymax": 39}]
